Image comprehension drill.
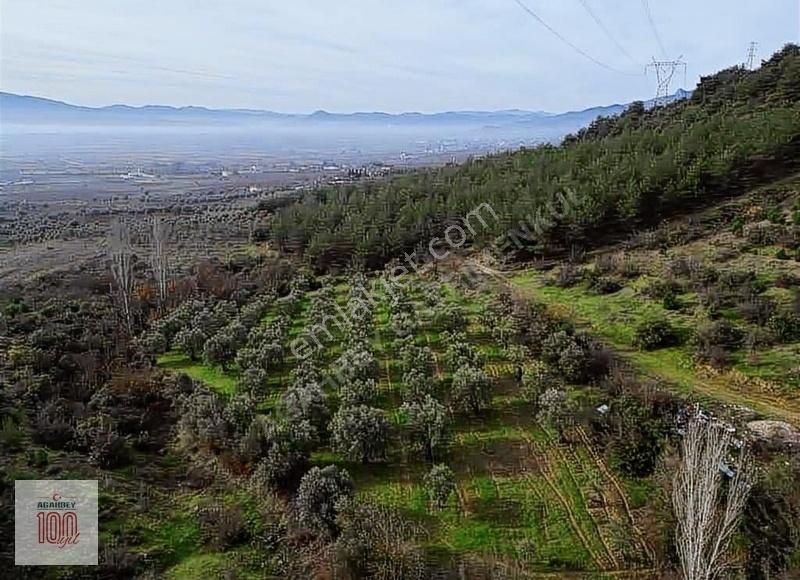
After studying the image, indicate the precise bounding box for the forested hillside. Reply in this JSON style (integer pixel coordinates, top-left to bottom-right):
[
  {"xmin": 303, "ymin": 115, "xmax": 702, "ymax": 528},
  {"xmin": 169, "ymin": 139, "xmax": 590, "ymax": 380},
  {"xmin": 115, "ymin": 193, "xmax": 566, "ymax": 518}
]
[{"xmin": 271, "ymin": 45, "xmax": 800, "ymax": 271}]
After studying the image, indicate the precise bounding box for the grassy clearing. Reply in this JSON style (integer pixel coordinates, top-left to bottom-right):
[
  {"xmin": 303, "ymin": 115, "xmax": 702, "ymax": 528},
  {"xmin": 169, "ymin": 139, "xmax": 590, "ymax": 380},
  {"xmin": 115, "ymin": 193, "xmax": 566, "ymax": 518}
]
[
  {"xmin": 157, "ymin": 351, "xmax": 238, "ymax": 396},
  {"xmin": 508, "ymin": 269, "xmax": 800, "ymax": 423}
]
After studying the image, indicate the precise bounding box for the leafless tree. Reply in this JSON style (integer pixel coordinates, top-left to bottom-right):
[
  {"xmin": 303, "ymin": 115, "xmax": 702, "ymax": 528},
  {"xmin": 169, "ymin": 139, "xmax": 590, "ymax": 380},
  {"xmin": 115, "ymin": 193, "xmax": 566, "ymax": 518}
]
[
  {"xmin": 149, "ymin": 216, "xmax": 171, "ymax": 308},
  {"xmin": 108, "ymin": 219, "xmax": 134, "ymax": 332},
  {"xmin": 673, "ymin": 416, "xmax": 753, "ymax": 580}
]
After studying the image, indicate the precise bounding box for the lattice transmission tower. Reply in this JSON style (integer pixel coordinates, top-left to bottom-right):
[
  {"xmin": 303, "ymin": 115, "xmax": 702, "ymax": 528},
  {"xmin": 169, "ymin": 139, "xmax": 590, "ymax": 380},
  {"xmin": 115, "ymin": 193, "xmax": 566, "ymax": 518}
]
[
  {"xmin": 646, "ymin": 56, "xmax": 687, "ymax": 106},
  {"xmin": 745, "ymin": 42, "xmax": 758, "ymax": 70}
]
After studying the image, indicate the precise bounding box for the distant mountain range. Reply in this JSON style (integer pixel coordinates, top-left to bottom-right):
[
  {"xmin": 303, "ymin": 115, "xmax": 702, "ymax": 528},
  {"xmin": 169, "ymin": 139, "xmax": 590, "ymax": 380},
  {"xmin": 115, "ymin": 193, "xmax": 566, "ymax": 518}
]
[{"xmin": 0, "ymin": 90, "xmax": 692, "ymax": 129}]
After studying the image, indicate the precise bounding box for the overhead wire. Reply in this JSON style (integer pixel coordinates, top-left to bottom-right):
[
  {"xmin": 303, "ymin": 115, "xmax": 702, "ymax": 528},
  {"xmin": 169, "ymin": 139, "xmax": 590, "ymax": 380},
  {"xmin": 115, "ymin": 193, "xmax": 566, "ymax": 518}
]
[
  {"xmin": 641, "ymin": 0, "xmax": 668, "ymax": 58},
  {"xmin": 576, "ymin": 0, "xmax": 642, "ymax": 68},
  {"xmin": 511, "ymin": 0, "xmax": 642, "ymax": 76}
]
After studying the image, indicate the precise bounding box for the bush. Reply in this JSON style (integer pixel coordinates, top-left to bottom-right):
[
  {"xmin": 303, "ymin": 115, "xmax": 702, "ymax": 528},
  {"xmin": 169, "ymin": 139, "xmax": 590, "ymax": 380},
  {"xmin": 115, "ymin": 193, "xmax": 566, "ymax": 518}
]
[
  {"xmin": 338, "ymin": 378, "xmax": 378, "ymax": 408},
  {"xmin": 541, "ymin": 331, "xmax": 601, "ymax": 383},
  {"xmin": 536, "ymin": 388, "xmax": 572, "ymax": 432},
  {"xmin": 744, "ymin": 221, "xmax": 784, "ymax": 246},
  {"xmin": 589, "ymin": 275, "xmax": 624, "ymax": 295},
  {"xmin": 0, "ymin": 417, "xmax": 24, "ymax": 451},
  {"xmin": 197, "ymin": 505, "xmax": 248, "ymax": 548},
  {"xmin": 767, "ymin": 312, "xmax": 800, "ymax": 343},
  {"xmin": 737, "ymin": 295, "xmax": 776, "ymax": 326},
  {"xmin": 692, "ymin": 320, "xmax": 744, "ymax": 363},
  {"xmin": 243, "ymin": 418, "xmax": 311, "ymax": 488},
  {"xmin": 79, "ymin": 415, "xmax": 132, "ymax": 469},
  {"xmin": 551, "ymin": 263, "xmax": 583, "ymax": 288},
  {"xmin": 633, "ymin": 316, "xmax": 680, "ymax": 350}
]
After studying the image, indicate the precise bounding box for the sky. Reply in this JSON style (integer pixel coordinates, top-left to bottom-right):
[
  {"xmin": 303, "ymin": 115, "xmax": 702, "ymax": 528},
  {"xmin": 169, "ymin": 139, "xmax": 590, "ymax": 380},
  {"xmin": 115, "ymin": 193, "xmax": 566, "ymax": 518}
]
[{"xmin": 0, "ymin": 0, "xmax": 797, "ymax": 113}]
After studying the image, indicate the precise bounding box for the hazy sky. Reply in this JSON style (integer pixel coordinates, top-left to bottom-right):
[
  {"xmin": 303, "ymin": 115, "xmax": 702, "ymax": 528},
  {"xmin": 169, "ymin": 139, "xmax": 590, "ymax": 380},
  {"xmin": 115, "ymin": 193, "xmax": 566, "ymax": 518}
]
[{"xmin": 1, "ymin": 0, "xmax": 797, "ymax": 113}]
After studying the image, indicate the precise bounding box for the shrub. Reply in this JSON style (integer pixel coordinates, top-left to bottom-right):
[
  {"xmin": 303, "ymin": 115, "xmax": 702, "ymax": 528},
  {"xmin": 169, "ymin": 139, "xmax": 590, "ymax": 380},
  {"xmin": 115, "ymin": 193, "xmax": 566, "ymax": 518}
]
[
  {"xmin": 633, "ymin": 316, "xmax": 680, "ymax": 350},
  {"xmin": 744, "ymin": 221, "xmax": 784, "ymax": 246},
  {"xmin": 767, "ymin": 312, "xmax": 800, "ymax": 343},
  {"xmin": 737, "ymin": 295, "xmax": 776, "ymax": 326},
  {"xmin": 542, "ymin": 331, "xmax": 599, "ymax": 383},
  {"xmin": 774, "ymin": 272, "xmax": 800, "ymax": 288},
  {"xmin": 333, "ymin": 502, "xmax": 426, "ymax": 578},
  {"xmin": 78, "ymin": 415, "xmax": 132, "ymax": 469},
  {"xmin": 242, "ymin": 418, "xmax": 311, "ymax": 488},
  {"xmin": 32, "ymin": 402, "xmax": 75, "ymax": 450},
  {"xmin": 198, "ymin": 505, "xmax": 247, "ymax": 548},
  {"xmin": 433, "ymin": 304, "xmax": 469, "ymax": 333},
  {"xmin": 282, "ymin": 380, "xmax": 330, "ymax": 443},
  {"xmin": 238, "ymin": 367, "xmax": 269, "ymax": 397},
  {"xmin": 692, "ymin": 320, "xmax": 744, "ymax": 363},
  {"xmin": 536, "ymin": 388, "xmax": 572, "ymax": 432},
  {"xmin": 203, "ymin": 332, "xmax": 237, "ymax": 370},
  {"xmin": 589, "ymin": 275, "xmax": 624, "ymax": 295},
  {"xmin": 175, "ymin": 326, "xmax": 207, "ymax": 361},
  {"xmin": 138, "ymin": 331, "xmax": 167, "ymax": 356},
  {"xmin": 0, "ymin": 417, "xmax": 24, "ymax": 451},
  {"xmin": 402, "ymin": 369, "xmax": 435, "ymax": 404},
  {"xmin": 551, "ymin": 263, "xmax": 583, "ymax": 288},
  {"xmin": 641, "ymin": 278, "xmax": 676, "ymax": 300}
]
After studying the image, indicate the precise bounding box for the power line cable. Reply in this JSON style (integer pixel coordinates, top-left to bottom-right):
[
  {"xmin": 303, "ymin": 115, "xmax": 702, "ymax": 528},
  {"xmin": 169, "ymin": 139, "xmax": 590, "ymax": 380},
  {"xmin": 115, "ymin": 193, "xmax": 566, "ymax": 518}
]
[
  {"xmin": 511, "ymin": 0, "xmax": 641, "ymax": 76},
  {"xmin": 641, "ymin": 0, "xmax": 668, "ymax": 58},
  {"xmin": 576, "ymin": 0, "xmax": 642, "ymax": 68}
]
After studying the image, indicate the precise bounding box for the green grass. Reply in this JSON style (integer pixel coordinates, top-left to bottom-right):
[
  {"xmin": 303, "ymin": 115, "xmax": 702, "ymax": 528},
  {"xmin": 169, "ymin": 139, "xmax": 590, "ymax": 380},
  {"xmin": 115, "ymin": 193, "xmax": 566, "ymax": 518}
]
[
  {"xmin": 508, "ymin": 269, "xmax": 800, "ymax": 422},
  {"xmin": 157, "ymin": 351, "xmax": 238, "ymax": 395}
]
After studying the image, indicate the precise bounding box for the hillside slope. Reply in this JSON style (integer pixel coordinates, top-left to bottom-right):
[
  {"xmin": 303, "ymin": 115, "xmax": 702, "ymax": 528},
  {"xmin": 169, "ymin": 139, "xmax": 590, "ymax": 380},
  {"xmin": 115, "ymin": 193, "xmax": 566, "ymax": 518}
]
[
  {"xmin": 483, "ymin": 172, "xmax": 800, "ymax": 424},
  {"xmin": 269, "ymin": 45, "xmax": 800, "ymax": 272}
]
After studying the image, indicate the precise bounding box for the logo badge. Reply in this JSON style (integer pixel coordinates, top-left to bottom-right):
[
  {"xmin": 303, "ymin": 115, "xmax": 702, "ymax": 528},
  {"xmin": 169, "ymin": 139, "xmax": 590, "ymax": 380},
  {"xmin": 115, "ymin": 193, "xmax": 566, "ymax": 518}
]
[{"xmin": 15, "ymin": 480, "xmax": 98, "ymax": 565}]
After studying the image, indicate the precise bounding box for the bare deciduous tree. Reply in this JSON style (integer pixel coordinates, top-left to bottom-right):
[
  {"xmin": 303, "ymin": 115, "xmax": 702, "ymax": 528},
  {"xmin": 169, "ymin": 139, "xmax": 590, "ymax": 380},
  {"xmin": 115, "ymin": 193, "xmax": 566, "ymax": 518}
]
[
  {"xmin": 673, "ymin": 416, "xmax": 753, "ymax": 580},
  {"xmin": 108, "ymin": 219, "xmax": 134, "ymax": 332},
  {"xmin": 149, "ymin": 216, "xmax": 171, "ymax": 307}
]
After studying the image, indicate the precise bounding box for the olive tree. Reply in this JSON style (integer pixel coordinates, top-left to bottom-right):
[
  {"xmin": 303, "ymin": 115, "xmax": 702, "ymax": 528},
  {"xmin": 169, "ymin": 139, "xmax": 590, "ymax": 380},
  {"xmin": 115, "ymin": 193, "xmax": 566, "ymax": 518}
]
[
  {"xmin": 281, "ymin": 381, "xmax": 330, "ymax": 442},
  {"xmin": 294, "ymin": 465, "xmax": 353, "ymax": 537},
  {"xmin": 330, "ymin": 405, "xmax": 390, "ymax": 463},
  {"xmin": 402, "ymin": 369, "xmax": 435, "ymax": 404},
  {"xmin": 522, "ymin": 360, "xmax": 560, "ymax": 403},
  {"xmin": 175, "ymin": 326, "xmax": 208, "ymax": 361},
  {"xmin": 400, "ymin": 395, "xmax": 450, "ymax": 461},
  {"xmin": 339, "ymin": 377, "xmax": 379, "ymax": 408},
  {"xmin": 451, "ymin": 365, "xmax": 492, "ymax": 415},
  {"xmin": 424, "ymin": 464, "xmax": 456, "ymax": 509}
]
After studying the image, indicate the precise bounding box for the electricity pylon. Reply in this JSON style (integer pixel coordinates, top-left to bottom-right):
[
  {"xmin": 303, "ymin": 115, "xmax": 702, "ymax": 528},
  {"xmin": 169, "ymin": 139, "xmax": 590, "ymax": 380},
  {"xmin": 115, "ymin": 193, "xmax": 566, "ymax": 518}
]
[
  {"xmin": 745, "ymin": 42, "xmax": 758, "ymax": 70},
  {"xmin": 646, "ymin": 56, "xmax": 687, "ymax": 106}
]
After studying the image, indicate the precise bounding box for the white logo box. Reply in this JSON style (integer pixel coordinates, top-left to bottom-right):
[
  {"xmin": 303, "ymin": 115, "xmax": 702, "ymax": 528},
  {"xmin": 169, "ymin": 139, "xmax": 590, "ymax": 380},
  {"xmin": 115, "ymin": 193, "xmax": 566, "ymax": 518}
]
[{"xmin": 15, "ymin": 480, "xmax": 98, "ymax": 566}]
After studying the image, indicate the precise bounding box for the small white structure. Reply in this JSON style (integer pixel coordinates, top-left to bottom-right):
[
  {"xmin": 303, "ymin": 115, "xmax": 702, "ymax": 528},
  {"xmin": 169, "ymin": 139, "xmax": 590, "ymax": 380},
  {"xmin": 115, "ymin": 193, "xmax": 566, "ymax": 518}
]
[
  {"xmin": 596, "ymin": 404, "xmax": 610, "ymax": 415},
  {"xmin": 719, "ymin": 462, "xmax": 736, "ymax": 478}
]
